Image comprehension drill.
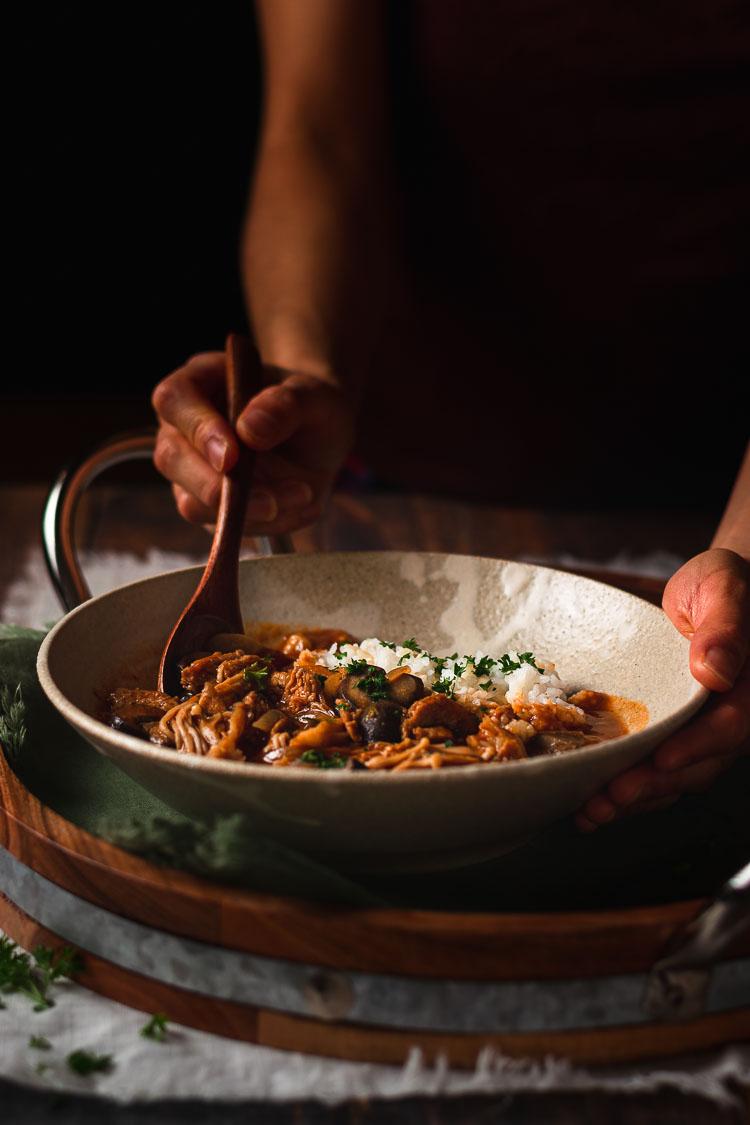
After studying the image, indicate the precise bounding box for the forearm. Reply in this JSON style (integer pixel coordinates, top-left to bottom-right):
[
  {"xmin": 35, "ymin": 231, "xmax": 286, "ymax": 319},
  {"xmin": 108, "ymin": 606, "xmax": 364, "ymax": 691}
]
[
  {"xmin": 711, "ymin": 441, "xmax": 750, "ymax": 561},
  {"xmin": 242, "ymin": 0, "xmax": 389, "ymax": 400},
  {"xmin": 242, "ymin": 133, "xmax": 388, "ymax": 396}
]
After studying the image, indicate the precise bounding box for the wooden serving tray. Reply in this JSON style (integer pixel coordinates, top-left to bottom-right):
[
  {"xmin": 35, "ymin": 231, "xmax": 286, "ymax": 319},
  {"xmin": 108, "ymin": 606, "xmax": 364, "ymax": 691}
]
[{"xmin": 2, "ymin": 744, "xmax": 749, "ymax": 1067}]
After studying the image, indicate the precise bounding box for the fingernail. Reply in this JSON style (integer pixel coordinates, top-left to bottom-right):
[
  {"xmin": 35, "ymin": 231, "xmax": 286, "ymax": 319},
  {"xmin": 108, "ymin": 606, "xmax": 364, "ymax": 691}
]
[
  {"xmin": 247, "ymin": 488, "xmax": 278, "ymax": 522},
  {"xmin": 277, "ymin": 481, "xmax": 313, "ymax": 509},
  {"xmin": 206, "ymin": 437, "xmax": 228, "ymax": 472},
  {"xmin": 703, "ymin": 646, "xmax": 739, "ymax": 689}
]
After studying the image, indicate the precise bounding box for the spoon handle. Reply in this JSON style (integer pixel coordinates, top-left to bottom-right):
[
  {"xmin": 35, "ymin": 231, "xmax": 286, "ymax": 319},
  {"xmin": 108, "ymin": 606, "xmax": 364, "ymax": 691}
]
[
  {"xmin": 204, "ymin": 334, "xmax": 259, "ymax": 595},
  {"xmin": 156, "ymin": 334, "xmax": 261, "ymax": 693}
]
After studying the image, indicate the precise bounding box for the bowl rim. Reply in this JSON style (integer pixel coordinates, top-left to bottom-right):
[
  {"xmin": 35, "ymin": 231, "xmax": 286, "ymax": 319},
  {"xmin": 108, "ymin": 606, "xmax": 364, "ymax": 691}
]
[{"xmin": 36, "ymin": 551, "xmax": 710, "ymax": 786}]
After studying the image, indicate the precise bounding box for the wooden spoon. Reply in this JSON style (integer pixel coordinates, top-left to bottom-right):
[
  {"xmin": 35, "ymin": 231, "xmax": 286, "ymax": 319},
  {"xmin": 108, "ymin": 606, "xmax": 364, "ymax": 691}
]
[{"xmin": 158, "ymin": 333, "xmax": 260, "ymax": 696}]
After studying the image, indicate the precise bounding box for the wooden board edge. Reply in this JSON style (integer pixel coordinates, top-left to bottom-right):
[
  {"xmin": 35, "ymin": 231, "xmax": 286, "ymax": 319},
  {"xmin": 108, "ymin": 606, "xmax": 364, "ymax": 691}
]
[{"xmin": 2, "ymin": 893, "xmax": 747, "ymax": 1070}]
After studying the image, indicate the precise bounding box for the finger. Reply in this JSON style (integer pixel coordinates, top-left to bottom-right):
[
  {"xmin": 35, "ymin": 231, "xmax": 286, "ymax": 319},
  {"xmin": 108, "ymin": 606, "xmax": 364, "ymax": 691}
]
[
  {"xmin": 653, "ymin": 670, "xmax": 750, "ymax": 771},
  {"xmin": 662, "ymin": 550, "xmax": 750, "ymax": 692},
  {"xmin": 173, "ymin": 480, "xmax": 320, "ymax": 536},
  {"xmin": 155, "ymin": 424, "xmax": 224, "ymax": 513},
  {"xmin": 152, "ymin": 353, "xmax": 238, "ymax": 472},
  {"xmin": 575, "ymin": 794, "xmax": 681, "ymax": 832},
  {"xmin": 236, "ymin": 383, "xmax": 305, "ymax": 451},
  {"xmin": 576, "ymin": 753, "xmax": 737, "ymax": 831}
]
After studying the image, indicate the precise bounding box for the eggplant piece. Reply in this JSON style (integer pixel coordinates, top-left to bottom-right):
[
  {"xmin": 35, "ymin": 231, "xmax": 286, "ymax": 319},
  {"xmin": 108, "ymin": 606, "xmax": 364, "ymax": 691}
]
[{"xmin": 359, "ymin": 700, "xmax": 403, "ymax": 744}]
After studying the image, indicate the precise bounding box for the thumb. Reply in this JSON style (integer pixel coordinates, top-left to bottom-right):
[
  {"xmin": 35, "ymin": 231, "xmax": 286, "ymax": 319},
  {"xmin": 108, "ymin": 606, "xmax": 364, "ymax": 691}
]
[{"xmin": 663, "ymin": 549, "xmax": 750, "ymax": 692}]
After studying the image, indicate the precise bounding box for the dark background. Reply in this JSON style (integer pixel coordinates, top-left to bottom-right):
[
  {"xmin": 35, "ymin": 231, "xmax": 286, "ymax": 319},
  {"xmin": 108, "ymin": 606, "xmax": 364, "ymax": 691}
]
[
  {"xmin": 8, "ymin": 4, "xmax": 261, "ymax": 484},
  {"xmin": 6, "ymin": 4, "xmax": 748, "ymax": 517}
]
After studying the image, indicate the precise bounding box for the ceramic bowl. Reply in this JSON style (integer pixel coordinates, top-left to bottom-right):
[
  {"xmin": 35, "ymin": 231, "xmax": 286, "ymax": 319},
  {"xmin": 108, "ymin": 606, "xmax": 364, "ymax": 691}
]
[{"xmin": 37, "ymin": 552, "xmax": 707, "ymax": 871}]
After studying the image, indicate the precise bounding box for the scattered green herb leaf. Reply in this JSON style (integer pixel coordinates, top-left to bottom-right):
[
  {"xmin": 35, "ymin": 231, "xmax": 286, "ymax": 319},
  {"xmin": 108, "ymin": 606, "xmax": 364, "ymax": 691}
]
[
  {"xmin": 29, "ymin": 1035, "xmax": 52, "ymax": 1050},
  {"xmin": 140, "ymin": 1013, "xmax": 170, "ymax": 1042},
  {"xmin": 67, "ymin": 1049, "xmax": 114, "ymax": 1076},
  {"xmin": 0, "ymin": 937, "xmax": 81, "ymax": 1011}
]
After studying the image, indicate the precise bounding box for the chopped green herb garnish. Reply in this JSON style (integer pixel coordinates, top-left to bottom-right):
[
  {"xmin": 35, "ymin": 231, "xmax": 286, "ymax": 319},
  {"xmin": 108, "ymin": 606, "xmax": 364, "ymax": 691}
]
[
  {"xmin": 29, "ymin": 1035, "xmax": 52, "ymax": 1050},
  {"xmin": 472, "ymin": 655, "xmax": 497, "ymax": 678},
  {"xmin": 401, "ymin": 638, "xmax": 421, "ymax": 653},
  {"xmin": 496, "ymin": 652, "xmax": 540, "ymax": 676},
  {"xmin": 300, "ymin": 750, "xmax": 347, "ymax": 769},
  {"xmin": 356, "ymin": 668, "xmax": 390, "ymax": 701},
  {"xmin": 140, "ymin": 1013, "xmax": 169, "ymax": 1042},
  {"xmin": 242, "ymin": 660, "xmax": 271, "ymax": 690},
  {"xmin": 432, "ymin": 676, "xmax": 456, "ymax": 698},
  {"xmin": 67, "ymin": 1049, "xmax": 114, "ymax": 1076}
]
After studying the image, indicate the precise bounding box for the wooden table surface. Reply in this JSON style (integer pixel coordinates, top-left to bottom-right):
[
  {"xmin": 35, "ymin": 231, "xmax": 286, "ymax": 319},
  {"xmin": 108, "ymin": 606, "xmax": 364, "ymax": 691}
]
[
  {"xmin": 1, "ymin": 479, "xmax": 746, "ymax": 1124},
  {"xmin": 0, "ymin": 477, "xmax": 721, "ymax": 618}
]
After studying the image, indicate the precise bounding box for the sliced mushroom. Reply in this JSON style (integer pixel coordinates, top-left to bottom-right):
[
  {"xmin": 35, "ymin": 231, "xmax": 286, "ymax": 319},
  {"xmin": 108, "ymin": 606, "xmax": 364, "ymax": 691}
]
[
  {"xmin": 321, "ymin": 668, "xmax": 346, "ymax": 708},
  {"xmin": 339, "ymin": 668, "xmax": 387, "ymax": 709},
  {"xmin": 359, "ymin": 700, "xmax": 403, "ymax": 744},
  {"xmin": 386, "ymin": 671, "xmax": 424, "ymax": 707}
]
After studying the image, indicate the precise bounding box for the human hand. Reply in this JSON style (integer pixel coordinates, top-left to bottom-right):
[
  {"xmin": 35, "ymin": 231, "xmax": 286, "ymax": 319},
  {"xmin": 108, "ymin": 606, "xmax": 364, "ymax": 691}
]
[
  {"xmin": 152, "ymin": 351, "xmax": 356, "ymax": 537},
  {"xmin": 576, "ymin": 548, "xmax": 750, "ymax": 831}
]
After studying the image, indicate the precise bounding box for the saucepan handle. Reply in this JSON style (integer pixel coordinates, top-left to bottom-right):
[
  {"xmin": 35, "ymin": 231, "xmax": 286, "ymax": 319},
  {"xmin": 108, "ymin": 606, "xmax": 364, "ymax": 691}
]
[
  {"xmin": 643, "ymin": 859, "xmax": 750, "ymax": 1022},
  {"xmin": 42, "ymin": 428, "xmax": 292, "ymax": 613}
]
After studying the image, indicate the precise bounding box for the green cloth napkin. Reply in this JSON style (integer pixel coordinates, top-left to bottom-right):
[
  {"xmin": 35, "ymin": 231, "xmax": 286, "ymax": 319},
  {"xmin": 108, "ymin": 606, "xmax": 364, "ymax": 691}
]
[{"xmin": 1, "ymin": 624, "xmax": 748, "ymax": 911}]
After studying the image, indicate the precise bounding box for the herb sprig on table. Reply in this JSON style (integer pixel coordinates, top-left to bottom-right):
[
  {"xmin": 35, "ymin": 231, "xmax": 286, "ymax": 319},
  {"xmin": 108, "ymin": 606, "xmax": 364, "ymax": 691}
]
[
  {"xmin": 140, "ymin": 1012, "xmax": 170, "ymax": 1042},
  {"xmin": 67, "ymin": 1049, "xmax": 114, "ymax": 1075},
  {"xmin": 0, "ymin": 936, "xmax": 82, "ymax": 1011}
]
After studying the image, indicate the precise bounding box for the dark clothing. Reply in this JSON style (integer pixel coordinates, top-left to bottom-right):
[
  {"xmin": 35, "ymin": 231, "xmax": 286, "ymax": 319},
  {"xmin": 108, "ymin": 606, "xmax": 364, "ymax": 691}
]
[{"xmin": 358, "ymin": 0, "xmax": 750, "ymax": 512}]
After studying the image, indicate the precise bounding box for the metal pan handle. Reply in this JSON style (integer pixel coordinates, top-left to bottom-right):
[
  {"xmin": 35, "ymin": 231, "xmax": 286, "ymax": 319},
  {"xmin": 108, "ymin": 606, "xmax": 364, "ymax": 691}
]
[
  {"xmin": 643, "ymin": 859, "xmax": 750, "ymax": 1021},
  {"xmin": 42, "ymin": 428, "xmax": 291, "ymax": 613}
]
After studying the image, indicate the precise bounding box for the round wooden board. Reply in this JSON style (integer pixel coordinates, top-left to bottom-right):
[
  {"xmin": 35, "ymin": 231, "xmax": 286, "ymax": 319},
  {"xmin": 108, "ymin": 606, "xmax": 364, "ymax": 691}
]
[
  {"xmin": 2, "ymin": 894, "xmax": 748, "ymax": 1068},
  {"xmin": 1, "ymin": 745, "xmax": 749, "ymax": 1066}
]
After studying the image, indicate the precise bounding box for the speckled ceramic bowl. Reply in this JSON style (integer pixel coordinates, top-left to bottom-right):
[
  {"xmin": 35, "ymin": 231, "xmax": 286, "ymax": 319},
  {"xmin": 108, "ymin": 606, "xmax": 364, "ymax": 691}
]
[{"xmin": 37, "ymin": 552, "xmax": 708, "ymax": 871}]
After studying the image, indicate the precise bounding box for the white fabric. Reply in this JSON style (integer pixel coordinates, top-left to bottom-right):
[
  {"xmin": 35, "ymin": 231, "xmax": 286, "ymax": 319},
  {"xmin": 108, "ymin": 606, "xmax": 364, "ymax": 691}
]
[{"xmin": 0, "ymin": 952, "xmax": 747, "ymax": 1106}]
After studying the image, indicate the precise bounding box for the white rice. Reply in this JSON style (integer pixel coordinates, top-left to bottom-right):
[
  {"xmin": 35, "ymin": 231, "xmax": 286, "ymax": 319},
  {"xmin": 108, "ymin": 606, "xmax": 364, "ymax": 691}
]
[{"xmin": 317, "ymin": 637, "xmax": 578, "ymax": 710}]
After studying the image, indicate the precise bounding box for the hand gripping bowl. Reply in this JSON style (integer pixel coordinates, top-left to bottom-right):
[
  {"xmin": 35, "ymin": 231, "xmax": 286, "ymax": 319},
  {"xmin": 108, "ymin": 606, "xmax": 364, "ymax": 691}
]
[{"xmin": 37, "ymin": 517, "xmax": 709, "ymax": 871}]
